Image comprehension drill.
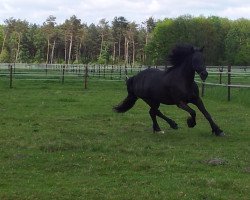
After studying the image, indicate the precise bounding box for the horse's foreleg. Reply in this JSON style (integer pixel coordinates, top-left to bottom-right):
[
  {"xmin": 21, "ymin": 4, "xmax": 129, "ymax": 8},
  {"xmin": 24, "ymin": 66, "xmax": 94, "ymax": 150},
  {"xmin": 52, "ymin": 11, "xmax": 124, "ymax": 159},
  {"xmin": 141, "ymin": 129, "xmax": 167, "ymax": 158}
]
[
  {"xmin": 193, "ymin": 98, "xmax": 224, "ymax": 136},
  {"xmin": 178, "ymin": 101, "xmax": 196, "ymax": 128},
  {"xmin": 155, "ymin": 110, "xmax": 178, "ymax": 129}
]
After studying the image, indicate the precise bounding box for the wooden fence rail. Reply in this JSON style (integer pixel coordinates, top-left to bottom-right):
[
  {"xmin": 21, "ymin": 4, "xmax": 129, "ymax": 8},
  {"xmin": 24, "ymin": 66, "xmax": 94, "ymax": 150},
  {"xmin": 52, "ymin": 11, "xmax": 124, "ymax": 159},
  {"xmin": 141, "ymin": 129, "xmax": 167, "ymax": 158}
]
[{"xmin": 0, "ymin": 64, "xmax": 249, "ymax": 101}]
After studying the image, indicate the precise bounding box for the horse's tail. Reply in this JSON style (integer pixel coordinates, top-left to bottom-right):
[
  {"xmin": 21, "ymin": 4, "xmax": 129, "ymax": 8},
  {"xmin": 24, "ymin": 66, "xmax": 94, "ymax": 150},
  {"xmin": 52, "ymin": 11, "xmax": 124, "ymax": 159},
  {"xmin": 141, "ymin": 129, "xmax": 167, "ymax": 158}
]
[{"xmin": 113, "ymin": 77, "xmax": 138, "ymax": 113}]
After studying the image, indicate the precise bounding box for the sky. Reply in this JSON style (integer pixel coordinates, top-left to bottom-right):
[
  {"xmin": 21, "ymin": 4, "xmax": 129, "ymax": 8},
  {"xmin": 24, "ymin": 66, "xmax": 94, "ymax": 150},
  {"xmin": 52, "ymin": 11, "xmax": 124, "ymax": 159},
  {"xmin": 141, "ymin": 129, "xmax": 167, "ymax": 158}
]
[{"xmin": 0, "ymin": 0, "xmax": 249, "ymax": 25}]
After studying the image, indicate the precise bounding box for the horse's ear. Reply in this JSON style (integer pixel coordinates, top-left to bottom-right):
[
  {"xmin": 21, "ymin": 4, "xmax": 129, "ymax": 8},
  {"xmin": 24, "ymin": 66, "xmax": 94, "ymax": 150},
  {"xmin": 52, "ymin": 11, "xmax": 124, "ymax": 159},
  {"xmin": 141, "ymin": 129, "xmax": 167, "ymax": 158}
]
[{"xmin": 200, "ymin": 46, "xmax": 205, "ymax": 52}]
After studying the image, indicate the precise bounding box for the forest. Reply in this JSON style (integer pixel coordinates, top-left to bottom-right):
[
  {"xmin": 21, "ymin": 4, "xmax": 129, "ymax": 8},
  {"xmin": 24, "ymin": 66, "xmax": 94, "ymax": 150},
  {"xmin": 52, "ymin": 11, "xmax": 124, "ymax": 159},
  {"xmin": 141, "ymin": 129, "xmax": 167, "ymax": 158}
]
[{"xmin": 0, "ymin": 15, "xmax": 249, "ymax": 66}]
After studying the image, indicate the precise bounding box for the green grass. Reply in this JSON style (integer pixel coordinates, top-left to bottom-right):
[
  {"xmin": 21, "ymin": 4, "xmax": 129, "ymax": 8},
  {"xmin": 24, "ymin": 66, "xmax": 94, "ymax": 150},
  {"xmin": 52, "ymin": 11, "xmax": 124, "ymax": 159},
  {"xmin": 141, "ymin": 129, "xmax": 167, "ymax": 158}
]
[{"xmin": 0, "ymin": 77, "xmax": 249, "ymax": 200}]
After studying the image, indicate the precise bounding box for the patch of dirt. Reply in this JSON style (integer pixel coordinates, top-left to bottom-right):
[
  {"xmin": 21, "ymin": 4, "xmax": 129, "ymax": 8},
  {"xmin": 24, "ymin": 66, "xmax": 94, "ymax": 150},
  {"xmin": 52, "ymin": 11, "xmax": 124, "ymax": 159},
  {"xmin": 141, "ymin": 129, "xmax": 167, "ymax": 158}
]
[
  {"xmin": 243, "ymin": 167, "xmax": 250, "ymax": 173},
  {"xmin": 205, "ymin": 158, "xmax": 227, "ymax": 166}
]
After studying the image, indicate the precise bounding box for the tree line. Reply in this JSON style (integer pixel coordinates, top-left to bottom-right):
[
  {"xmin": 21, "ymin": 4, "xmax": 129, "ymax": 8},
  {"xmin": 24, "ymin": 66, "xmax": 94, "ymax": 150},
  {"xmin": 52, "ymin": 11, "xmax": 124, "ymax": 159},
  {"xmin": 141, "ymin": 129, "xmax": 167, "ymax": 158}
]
[
  {"xmin": 0, "ymin": 15, "xmax": 249, "ymax": 66},
  {"xmin": 146, "ymin": 15, "xmax": 250, "ymax": 66}
]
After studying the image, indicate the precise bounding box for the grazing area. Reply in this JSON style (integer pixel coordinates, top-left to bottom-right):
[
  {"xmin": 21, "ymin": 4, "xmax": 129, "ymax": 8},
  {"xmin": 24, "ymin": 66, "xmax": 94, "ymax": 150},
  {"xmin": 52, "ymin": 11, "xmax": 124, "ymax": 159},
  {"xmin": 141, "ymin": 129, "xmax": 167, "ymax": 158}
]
[{"xmin": 0, "ymin": 78, "xmax": 249, "ymax": 199}]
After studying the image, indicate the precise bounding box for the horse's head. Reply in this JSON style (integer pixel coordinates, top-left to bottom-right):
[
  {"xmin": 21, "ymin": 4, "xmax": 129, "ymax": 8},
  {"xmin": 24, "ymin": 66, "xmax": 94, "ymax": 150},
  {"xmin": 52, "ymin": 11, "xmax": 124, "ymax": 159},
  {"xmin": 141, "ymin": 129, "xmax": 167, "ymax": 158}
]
[{"xmin": 192, "ymin": 46, "xmax": 208, "ymax": 81}]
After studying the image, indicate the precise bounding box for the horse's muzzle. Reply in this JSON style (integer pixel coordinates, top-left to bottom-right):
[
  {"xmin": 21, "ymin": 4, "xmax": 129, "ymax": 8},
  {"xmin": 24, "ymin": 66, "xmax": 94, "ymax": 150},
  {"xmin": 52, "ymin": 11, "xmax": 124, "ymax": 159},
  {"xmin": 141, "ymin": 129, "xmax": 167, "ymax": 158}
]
[{"xmin": 199, "ymin": 70, "xmax": 208, "ymax": 81}]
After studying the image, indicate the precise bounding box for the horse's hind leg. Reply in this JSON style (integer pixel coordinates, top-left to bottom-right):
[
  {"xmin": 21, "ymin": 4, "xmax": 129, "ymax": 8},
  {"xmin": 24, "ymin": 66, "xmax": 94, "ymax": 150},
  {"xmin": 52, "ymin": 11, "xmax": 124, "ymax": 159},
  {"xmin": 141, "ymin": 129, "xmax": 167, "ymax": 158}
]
[
  {"xmin": 143, "ymin": 100, "xmax": 163, "ymax": 133},
  {"xmin": 149, "ymin": 107, "xmax": 163, "ymax": 133},
  {"xmin": 145, "ymin": 100, "xmax": 177, "ymax": 133},
  {"xmin": 155, "ymin": 110, "xmax": 178, "ymax": 129},
  {"xmin": 178, "ymin": 101, "xmax": 196, "ymax": 128}
]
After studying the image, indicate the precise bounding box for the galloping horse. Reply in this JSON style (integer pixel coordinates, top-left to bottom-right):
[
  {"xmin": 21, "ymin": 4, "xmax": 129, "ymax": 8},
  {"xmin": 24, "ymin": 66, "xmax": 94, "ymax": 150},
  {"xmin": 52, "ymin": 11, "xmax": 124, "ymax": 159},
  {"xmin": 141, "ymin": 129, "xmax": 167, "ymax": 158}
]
[{"xmin": 114, "ymin": 44, "xmax": 224, "ymax": 136}]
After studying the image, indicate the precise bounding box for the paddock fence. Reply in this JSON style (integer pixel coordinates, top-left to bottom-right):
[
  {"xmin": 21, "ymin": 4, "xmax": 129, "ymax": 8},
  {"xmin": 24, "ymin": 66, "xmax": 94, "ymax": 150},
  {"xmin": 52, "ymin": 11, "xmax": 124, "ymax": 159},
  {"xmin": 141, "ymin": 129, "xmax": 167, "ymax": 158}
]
[{"xmin": 0, "ymin": 63, "xmax": 249, "ymax": 101}]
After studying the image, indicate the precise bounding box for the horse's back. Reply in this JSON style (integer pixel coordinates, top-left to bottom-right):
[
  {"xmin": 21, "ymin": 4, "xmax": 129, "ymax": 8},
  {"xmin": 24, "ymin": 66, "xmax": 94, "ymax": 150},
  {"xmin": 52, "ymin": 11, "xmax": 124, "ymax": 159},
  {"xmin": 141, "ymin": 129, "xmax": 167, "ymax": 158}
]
[
  {"xmin": 134, "ymin": 68, "xmax": 163, "ymax": 83},
  {"xmin": 130, "ymin": 68, "xmax": 200, "ymax": 105},
  {"xmin": 132, "ymin": 68, "xmax": 168, "ymax": 100}
]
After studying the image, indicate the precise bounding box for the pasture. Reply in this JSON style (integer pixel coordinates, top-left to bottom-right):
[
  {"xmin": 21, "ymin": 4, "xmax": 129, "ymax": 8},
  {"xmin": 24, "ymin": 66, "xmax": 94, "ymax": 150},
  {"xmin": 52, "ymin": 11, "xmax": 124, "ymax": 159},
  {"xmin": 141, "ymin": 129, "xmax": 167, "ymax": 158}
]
[{"xmin": 0, "ymin": 77, "xmax": 249, "ymax": 199}]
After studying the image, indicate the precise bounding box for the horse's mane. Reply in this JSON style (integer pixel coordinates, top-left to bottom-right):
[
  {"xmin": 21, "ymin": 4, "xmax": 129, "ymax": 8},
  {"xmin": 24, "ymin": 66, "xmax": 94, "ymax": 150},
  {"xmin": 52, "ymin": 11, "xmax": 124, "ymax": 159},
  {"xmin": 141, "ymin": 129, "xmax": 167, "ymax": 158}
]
[{"xmin": 167, "ymin": 44, "xmax": 195, "ymax": 69}]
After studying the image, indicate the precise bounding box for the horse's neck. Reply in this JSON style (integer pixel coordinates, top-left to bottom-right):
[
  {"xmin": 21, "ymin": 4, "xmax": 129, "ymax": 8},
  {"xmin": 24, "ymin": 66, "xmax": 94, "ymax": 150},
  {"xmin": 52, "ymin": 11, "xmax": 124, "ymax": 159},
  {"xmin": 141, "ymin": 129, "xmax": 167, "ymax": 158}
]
[{"xmin": 180, "ymin": 62, "xmax": 195, "ymax": 85}]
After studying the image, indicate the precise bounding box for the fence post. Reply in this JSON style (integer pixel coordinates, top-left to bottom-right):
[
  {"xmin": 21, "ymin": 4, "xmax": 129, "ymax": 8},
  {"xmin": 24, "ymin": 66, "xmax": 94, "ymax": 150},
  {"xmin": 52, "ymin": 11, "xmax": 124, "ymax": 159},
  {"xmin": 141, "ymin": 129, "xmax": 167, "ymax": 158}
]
[
  {"xmin": 104, "ymin": 65, "xmax": 106, "ymax": 78},
  {"xmin": 119, "ymin": 65, "xmax": 122, "ymax": 79},
  {"xmin": 111, "ymin": 65, "xmax": 113, "ymax": 80},
  {"xmin": 84, "ymin": 64, "xmax": 88, "ymax": 89},
  {"xmin": 219, "ymin": 66, "xmax": 223, "ymax": 84},
  {"xmin": 78, "ymin": 65, "xmax": 80, "ymax": 74},
  {"xmin": 98, "ymin": 64, "xmax": 101, "ymax": 78},
  {"xmin": 62, "ymin": 65, "xmax": 65, "ymax": 84},
  {"xmin": 93, "ymin": 64, "xmax": 95, "ymax": 77},
  {"xmin": 125, "ymin": 64, "xmax": 128, "ymax": 79},
  {"xmin": 45, "ymin": 63, "xmax": 48, "ymax": 76},
  {"xmin": 9, "ymin": 64, "xmax": 13, "ymax": 88},
  {"xmin": 13, "ymin": 62, "xmax": 16, "ymax": 74},
  {"xmin": 227, "ymin": 65, "xmax": 231, "ymax": 101}
]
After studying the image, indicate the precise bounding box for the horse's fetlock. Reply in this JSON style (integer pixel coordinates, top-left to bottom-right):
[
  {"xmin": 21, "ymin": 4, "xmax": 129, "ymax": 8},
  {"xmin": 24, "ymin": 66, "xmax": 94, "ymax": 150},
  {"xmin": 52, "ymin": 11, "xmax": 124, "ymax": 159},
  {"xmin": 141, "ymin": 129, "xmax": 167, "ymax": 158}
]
[{"xmin": 187, "ymin": 117, "xmax": 196, "ymax": 128}]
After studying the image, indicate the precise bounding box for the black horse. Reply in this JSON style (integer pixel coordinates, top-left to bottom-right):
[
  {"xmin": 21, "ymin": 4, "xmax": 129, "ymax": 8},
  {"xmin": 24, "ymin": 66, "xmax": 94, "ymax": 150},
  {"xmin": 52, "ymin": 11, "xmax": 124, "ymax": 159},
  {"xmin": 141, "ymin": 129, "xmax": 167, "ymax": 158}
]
[{"xmin": 114, "ymin": 44, "xmax": 224, "ymax": 136}]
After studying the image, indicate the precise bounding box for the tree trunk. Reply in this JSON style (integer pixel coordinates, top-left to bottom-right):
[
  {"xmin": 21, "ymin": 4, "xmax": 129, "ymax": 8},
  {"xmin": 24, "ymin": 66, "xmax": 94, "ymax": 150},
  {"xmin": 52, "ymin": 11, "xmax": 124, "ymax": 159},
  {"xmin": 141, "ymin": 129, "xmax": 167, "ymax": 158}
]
[
  {"xmin": 1, "ymin": 34, "xmax": 7, "ymax": 54},
  {"xmin": 113, "ymin": 42, "xmax": 116, "ymax": 64},
  {"xmin": 76, "ymin": 42, "xmax": 81, "ymax": 63},
  {"xmin": 127, "ymin": 40, "xmax": 129, "ymax": 65},
  {"xmin": 46, "ymin": 38, "xmax": 50, "ymax": 64},
  {"xmin": 50, "ymin": 40, "xmax": 55, "ymax": 64},
  {"xmin": 64, "ymin": 37, "xmax": 67, "ymax": 64},
  {"xmin": 99, "ymin": 33, "xmax": 104, "ymax": 57},
  {"xmin": 124, "ymin": 37, "xmax": 129, "ymax": 65},
  {"xmin": 15, "ymin": 34, "xmax": 21, "ymax": 63},
  {"xmin": 132, "ymin": 40, "xmax": 135, "ymax": 67},
  {"xmin": 124, "ymin": 37, "xmax": 126, "ymax": 61},
  {"xmin": 144, "ymin": 33, "xmax": 148, "ymax": 63},
  {"xmin": 118, "ymin": 37, "xmax": 121, "ymax": 61},
  {"xmin": 68, "ymin": 34, "xmax": 73, "ymax": 64}
]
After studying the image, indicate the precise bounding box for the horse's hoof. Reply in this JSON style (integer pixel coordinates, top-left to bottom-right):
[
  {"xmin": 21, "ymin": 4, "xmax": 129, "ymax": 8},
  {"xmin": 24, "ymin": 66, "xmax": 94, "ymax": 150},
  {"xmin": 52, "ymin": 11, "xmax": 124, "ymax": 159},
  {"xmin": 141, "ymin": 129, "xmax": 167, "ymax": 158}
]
[
  {"xmin": 216, "ymin": 132, "xmax": 225, "ymax": 137},
  {"xmin": 187, "ymin": 117, "xmax": 196, "ymax": 128},
  {"xmin": 213, "ymin": 130, "xmax": 225, "ymax": 137},
  {"xmin": 170, "ymin": 123, "xmax": 178, "ymax": 130},
  {"xmin": 154, "ymin": 130, "xmax": 165, "ymax": 134}
]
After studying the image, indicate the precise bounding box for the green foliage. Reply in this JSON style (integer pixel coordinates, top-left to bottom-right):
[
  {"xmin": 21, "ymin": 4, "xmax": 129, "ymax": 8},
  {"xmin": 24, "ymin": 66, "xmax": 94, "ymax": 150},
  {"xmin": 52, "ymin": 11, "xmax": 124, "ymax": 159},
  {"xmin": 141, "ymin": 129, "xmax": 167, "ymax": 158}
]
[
  {"xmin": 33, "ymin": 28, "xmax": 46, "ymax": 63},
  {"xmin": 0, "ymin": 48, "xmax": 10, "ymax": 62},
  {"xmin": 146, "ymin": 15, "xmax": 249, "ymax": 66},
  {"xmin": 98, "ymin": 42, "xmax": 110, "ymax": 64},
  {"xmin": 225, "ymin": 19, "xmax": 250, "ymax": 65},
  {"xmin": 146, "ymin": 19, "xmax": 174, "ymax": 65},
  {"xmin": 0, "ymin": 25, "xmax": 4, "ymax": 50},
  {"xmin": 234, "ymin": 45, "xmax": 250, "ymax": 65},
  {"xmin": 85, "ymin": 24, "xmax": 100, "ymax": 62}
]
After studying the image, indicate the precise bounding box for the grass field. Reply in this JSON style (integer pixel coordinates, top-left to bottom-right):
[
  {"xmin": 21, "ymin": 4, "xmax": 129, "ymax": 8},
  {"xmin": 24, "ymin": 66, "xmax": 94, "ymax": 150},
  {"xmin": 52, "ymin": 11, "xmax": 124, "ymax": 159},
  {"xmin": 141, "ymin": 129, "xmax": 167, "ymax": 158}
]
[{"xmin": 0, "ymin": 77, "xmax": 249, "ymax": 200}]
